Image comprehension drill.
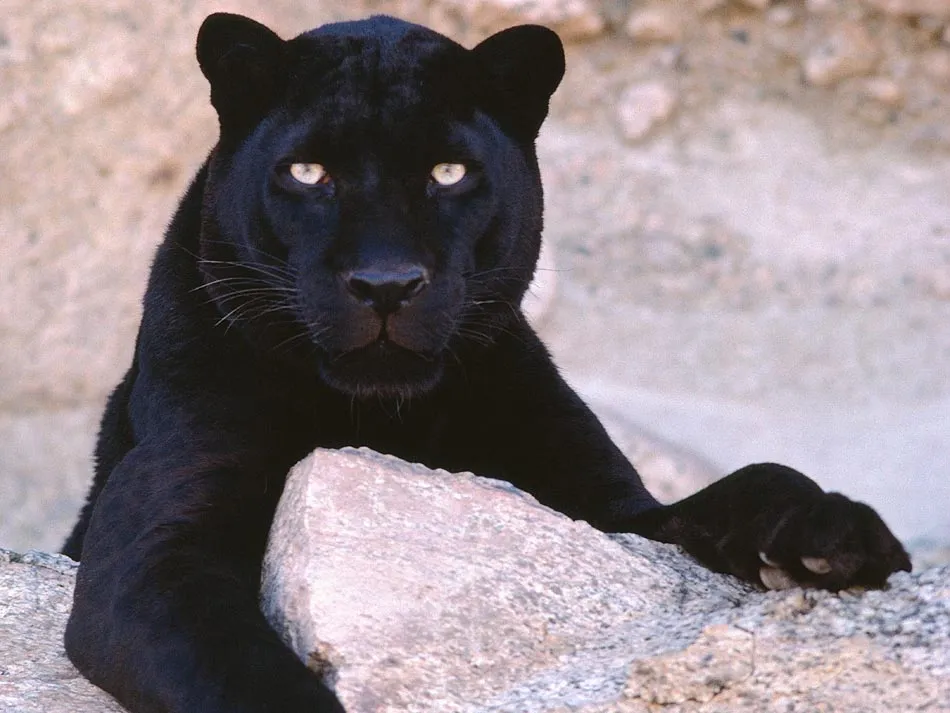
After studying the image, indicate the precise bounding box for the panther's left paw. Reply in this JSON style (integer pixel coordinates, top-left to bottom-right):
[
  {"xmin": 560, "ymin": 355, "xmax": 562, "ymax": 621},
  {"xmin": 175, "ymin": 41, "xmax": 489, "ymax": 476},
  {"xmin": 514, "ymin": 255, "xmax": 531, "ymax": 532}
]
[{"xmin": 755, "ymin": 492, "xmax": 912, "ymax": 591}]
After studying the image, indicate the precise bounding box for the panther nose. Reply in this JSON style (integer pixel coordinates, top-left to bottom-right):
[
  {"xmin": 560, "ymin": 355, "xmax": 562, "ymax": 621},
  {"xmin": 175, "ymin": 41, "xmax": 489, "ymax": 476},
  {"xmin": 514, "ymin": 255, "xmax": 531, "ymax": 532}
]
[{"xmin": 343, "ymin": 265, "xmax": 430, "ymax": 315}]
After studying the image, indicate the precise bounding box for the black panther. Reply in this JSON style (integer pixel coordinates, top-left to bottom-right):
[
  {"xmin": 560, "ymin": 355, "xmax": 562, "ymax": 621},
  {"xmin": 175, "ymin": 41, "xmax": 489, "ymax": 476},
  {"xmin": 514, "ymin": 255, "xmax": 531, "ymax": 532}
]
[{"xmin": 62, "ymin": 13, "xmax": 911, "ymax": 713}]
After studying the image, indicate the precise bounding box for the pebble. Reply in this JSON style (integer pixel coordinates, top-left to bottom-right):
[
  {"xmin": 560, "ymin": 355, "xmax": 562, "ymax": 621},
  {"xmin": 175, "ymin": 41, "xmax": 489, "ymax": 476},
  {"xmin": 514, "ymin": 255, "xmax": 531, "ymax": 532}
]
[
  {"xmin": 803, "ymin": 23, "xmax": 880, "ymax": 86},
  {"xmin": 616, "ymin": 81, "xmax": 678, "ymax": 142},
  {"xmin": 862, "ymin": 76, "xmax": 904, "ymax": 105},
  {"xmin": 624, "ymin": 6, "xmax": 684, "ymax": 44},
  {"xmin": 767, "ymin": 5, "xmax": 798, "ymax": 25}
]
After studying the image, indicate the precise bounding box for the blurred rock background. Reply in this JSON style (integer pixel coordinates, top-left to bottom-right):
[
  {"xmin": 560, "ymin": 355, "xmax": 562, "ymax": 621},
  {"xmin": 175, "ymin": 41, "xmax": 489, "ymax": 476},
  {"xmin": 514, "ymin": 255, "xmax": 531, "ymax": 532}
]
[{"xmin": 1, "ymin": 0, "xmax": 948, "ymax": 560}]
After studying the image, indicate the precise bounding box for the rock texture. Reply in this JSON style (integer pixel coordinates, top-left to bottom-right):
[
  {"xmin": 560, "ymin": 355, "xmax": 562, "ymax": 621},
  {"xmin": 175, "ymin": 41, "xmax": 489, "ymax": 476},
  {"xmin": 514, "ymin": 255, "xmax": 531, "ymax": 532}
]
[
  {"xmin": 261, "ymin": 448, "xmax": 950, "ymax": 713},
  {"xmin": 0, "ymin": 550, "xmax": 124, "ymax": 713},
  {"xmin": 1, "ymin": 448, "xmax": 947, "ymax": 712}
]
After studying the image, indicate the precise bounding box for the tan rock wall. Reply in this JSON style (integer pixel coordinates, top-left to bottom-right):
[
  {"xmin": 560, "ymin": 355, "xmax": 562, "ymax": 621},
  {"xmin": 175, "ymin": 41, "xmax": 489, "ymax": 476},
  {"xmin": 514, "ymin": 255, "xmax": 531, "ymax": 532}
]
[
  {"xmin": 0, "ymin": 1, "xmax": 349, "ymax": 410},
  {"xmin": 2, "ymin": 0, "xmax": 949, "ymax": 551},
  {"xmin": 3, "ymin": 0, "xmax": 948, "ymax": 408}
]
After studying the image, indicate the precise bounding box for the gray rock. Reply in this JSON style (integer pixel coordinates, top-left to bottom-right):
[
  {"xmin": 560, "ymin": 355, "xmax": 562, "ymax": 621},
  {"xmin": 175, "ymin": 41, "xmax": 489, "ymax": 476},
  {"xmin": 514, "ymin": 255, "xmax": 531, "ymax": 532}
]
[
  {"xmin": 0, "ymin": 549, "xmax": 124, "ymax": 713},
  {"xmin": 2, "ymin": 449, "xmax": 948, "ymax": 712},
  {"xmin": 262, "ymin": 447, "xmax": 950, "ymax": 713}
]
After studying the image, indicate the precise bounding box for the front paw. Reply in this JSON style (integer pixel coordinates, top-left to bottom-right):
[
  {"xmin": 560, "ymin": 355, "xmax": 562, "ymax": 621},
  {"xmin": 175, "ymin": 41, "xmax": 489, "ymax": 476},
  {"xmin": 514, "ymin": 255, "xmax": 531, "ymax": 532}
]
[
  {"xmin": 649, "ymin": 463, "xmax": 914, "ymax": 592},
  {"xmin": 751, "ymin": 491, "xmax": 912, "ymax": 591}
]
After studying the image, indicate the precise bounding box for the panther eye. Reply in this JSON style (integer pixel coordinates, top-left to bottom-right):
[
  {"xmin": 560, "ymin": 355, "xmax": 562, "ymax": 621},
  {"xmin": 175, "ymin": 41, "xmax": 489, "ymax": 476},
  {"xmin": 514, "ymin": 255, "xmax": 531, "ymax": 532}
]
[
  {"xmin": 289, "ymin": 162, "xmax": 328, "ymax": 185},
  {"xmin": 430, "ymin": 163, "xmax": 467, "ymax": 186}
]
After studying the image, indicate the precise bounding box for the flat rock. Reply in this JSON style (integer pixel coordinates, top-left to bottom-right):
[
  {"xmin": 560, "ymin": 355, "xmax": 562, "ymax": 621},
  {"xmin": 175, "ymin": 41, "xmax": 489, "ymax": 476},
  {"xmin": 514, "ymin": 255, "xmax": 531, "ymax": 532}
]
[{"xmin": 261, "ymin": 447, "xmax": 950, "ymax": 713}]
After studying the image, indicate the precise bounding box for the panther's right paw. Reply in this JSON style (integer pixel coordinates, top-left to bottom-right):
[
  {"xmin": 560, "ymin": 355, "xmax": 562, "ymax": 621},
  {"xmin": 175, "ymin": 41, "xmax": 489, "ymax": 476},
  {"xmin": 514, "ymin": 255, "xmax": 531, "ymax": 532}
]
[{"xmin": 752, "ymin": 491, "xmax": 911, "ymax": 591}]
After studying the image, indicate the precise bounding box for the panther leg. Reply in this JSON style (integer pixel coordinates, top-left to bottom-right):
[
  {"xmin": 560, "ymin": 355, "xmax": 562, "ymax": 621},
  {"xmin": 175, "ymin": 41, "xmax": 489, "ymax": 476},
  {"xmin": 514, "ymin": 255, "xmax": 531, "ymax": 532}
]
[{"xmin": 627, "ymin": 463, "xmax": 911, "ymax": 591}]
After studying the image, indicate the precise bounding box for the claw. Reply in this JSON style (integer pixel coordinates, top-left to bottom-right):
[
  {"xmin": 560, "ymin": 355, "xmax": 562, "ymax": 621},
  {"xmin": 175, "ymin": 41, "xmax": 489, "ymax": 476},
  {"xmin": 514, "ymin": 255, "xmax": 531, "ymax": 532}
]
[
  {"xmin": 759, "ymin": 551, "xmax": 780, "ymax": 567},
  {"xmin": 802, "ymin": 556, "xmax": 832, "ymax": 575},
  {"xmin": 760, "ymin": 566, "xmax": 797, "ymax": 590}
]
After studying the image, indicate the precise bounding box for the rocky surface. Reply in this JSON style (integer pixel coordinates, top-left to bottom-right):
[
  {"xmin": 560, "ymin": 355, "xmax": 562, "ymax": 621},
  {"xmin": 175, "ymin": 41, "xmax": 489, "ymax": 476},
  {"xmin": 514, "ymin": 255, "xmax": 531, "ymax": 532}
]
[
  {"xmin": 1, "ymin": 447, "xmax": 948, "ymax": 712},
  {"xmin": 261, "ymin": 448, "xmax": 950, "ymax": 713},
  {"xmin": 2, "ymin": 0, "xmax": 949, "ymax": 562},
  {"xmin": 0, "ymin": 549, "xmax": 124, "ymax": 713}
]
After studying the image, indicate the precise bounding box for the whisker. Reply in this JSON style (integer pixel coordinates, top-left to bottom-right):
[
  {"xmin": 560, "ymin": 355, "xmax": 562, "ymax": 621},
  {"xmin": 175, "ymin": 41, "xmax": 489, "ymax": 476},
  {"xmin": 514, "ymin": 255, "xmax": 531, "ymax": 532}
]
[
  {"xmin": 214, "ymin": 296, "xmax": 273, "ymax": 329},
  {"xmin": 196, "ymin": 239, "xmax": 296, "ymax": 269},
  {"xmin": 214, "ymin": 287, "xmax": 298, "ymax": 303},
  {"xmin": 271, "ymin": 330, "xmax": 314, "ymax": 353},
  {"xmin": 190, "ymin": 275, "xmax": 293, "ymax": 293},
  {"xmin": 197, "ymin": 258, "xmax": 298, "ymax": 283}
]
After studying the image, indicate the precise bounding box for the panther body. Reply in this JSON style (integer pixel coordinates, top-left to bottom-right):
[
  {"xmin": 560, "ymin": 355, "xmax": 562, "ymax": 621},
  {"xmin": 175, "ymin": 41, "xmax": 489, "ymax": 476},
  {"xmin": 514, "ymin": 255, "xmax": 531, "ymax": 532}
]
[{"xmin": 63, "ymin": 14, "xmax": 911, "ymax": 713}]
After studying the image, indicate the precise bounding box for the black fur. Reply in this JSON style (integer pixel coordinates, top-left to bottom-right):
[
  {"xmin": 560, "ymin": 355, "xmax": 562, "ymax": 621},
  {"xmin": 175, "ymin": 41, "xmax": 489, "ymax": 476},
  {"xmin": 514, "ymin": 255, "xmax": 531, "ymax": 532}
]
[{"xmin": 63, "ymin": 14, "xmax": 911, "ymax": 713}]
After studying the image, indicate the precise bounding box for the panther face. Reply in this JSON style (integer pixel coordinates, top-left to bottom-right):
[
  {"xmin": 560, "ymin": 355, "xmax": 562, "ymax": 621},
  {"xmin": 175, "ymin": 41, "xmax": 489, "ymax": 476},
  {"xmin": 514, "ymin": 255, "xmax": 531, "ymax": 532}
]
[{"xmin": 195, "ymin": 14, "xmax": 564, "ymax": 398}]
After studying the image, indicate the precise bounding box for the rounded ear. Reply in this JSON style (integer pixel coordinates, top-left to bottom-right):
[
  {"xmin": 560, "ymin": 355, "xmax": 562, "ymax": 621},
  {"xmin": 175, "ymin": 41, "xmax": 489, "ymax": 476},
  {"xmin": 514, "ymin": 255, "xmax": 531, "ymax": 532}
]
[
  {"xmin": 196, "ymin": 13, "xmax": 286, "ymax": 134},
  {"xmin": 472, "ymin": 25, "xmax": 565, "ymax": 141}
]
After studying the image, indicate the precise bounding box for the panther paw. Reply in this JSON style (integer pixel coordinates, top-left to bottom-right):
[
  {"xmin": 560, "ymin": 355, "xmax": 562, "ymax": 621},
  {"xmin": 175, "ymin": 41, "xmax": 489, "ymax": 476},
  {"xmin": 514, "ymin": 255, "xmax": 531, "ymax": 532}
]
[{"xmin": 754, "ymin": 492, "xmax": 912, "ymax": 591}]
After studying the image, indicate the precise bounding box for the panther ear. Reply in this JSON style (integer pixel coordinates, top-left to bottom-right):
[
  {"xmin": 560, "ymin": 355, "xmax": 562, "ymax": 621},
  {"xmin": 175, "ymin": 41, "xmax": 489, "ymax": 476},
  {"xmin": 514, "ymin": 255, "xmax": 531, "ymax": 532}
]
[
  {"xmin": 472, "ymin": 25, "xmax": 565, "ymax": 141},
  {"xmin": 196, "ymin": 13, "xmax": 286, "ymax": 134}
]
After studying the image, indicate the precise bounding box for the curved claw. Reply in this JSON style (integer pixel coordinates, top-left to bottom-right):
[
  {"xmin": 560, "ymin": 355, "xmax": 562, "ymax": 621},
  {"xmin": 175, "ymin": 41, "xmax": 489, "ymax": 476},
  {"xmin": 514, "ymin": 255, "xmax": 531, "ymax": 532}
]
[
  {"xmin": 759, "ymin": 566, "xmax": 796, "ymax": 591},
  {"xmin": 802, "ymin": 556, "xmax": 832, "ymax": 575}
]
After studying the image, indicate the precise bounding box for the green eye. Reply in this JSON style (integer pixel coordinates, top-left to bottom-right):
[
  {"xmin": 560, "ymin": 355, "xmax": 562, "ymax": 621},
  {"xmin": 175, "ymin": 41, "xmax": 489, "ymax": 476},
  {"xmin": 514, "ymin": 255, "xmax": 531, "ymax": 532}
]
[
  {"xmin": 289, "ymin": 163, "xmax": 328, "ymax": 185},
  {"xmin": 431, "ymin": 162, "xmax": 466, "ymax": 186}
]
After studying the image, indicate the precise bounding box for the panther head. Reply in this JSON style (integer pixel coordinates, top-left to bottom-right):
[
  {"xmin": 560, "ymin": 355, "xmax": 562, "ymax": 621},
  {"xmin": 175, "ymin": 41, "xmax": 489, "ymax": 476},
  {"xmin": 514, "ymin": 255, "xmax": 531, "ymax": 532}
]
[{"xmin": 194, "ymin": 13, "xmax": 564, "ymax": 398}]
